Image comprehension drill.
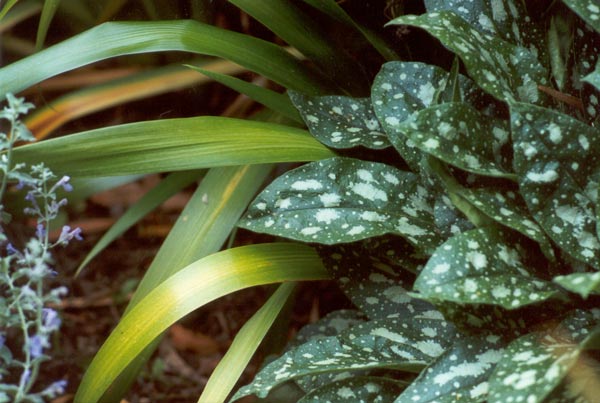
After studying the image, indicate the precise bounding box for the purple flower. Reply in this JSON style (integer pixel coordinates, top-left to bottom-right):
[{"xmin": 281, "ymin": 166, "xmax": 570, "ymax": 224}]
[
  {"xmin": 29, "ymin": 335, "xmax": 44, "ymax": 358},
  {"xmin": 54, "ymin": 176, "xmax": 73, "ymax": 192},
  {"xmin": 42, "ymin": 308, "xmax": 61, "ymax": 331},
  {"xmin": 6, "ymin": 243, "xmax": 19, "ymax": 255},
  {"xmin": 56, "ymin": 226, "xmax": 83, "ymax": 245},
  {"xmin": 43, "ymin": 379, "xmax": 67, "ymax": 397},
  {"xmin": 0, "ymin": 334, "xmax": 5, "ymax": 349},
  {"xmin": 36, "ymin": 223, "xmax": 46, "ymax": 240}
]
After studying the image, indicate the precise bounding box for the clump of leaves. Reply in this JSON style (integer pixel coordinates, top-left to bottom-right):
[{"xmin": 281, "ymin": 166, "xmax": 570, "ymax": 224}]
[{"xmin": 234, "ymin": 0, "xmax": 600, "ymax": 401}]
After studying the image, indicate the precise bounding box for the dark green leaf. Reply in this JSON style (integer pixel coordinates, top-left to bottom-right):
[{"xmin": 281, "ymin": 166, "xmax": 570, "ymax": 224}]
[
  {"xmin": 371, "ymin": 61, "xmax": 451, "ymax": 170},
  {"xmin": 317, "ymin": 236, "xmax": 432, "ymax": 320},
  {"xmin": 290, "ymin": 310, "xmax": 367, "ymax": 348},
  {"xmin": 511, "ymin": 102, "xmax": 600, "ymax": 268},
  {"xmin": 239, "ymin": 157, "xmax": 443, "ymax": 250},
  {"xmin": 459, "ymin": 187, "xmax": 555, "ymax": 258},
  {"xmin": 553, "ymin": 272, "xmax": 600, "ymax": 299},
  {"xmin": 387, "ymin": 12, "xmax": 548, "ymax": 104},
  {"xmin": 396, "ymin": 334, "xmax": 505, "ymax": 403},
  {"xmin": 488, "ymin": 309, "xmax": 600, "ymax": 402},
  {"xmin": 583, "ymin": 61, "xmax": 600, "ymax": 92},
  {"xmin": 424, "ymin": 0, "xmax": 547, "ymax": 64},
  {"xmin": 298, "ymin": 376, "xmax": 405, "ymax": 402},
  {"xmin": 414, "ymin": 228, "xmax": 561, "ymax": 309},
  {"xmin": 562, "ymin": 0, "xmax": 600, "ymax": 33},
  {"xmin": 233, "ymin": 313, "xmax": 456, "ymax": 400},
  {"xmin": 398, "ymin": 103, "xmax": 513, "ymax": 178},
  {"xmin": 289, "ymin": 91, "xmax": 390, "ymax": 149},
  {"xmin": 433, "ymin": 194, "xmax": 475, "ymax": 238}
]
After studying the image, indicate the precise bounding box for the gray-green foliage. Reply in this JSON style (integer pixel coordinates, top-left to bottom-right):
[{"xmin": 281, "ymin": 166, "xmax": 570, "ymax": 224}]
[{"xmin": 236, "ymin": 0, "xmax": 600, "ymax": 401}]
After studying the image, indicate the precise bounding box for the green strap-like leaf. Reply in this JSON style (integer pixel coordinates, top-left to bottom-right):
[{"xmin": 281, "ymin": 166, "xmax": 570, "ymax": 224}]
[
  {"xmin": 414, "ymin": 228, "xmax": 561, "ymax": 309},
  {"xmin": 289, "ymin": 91, "xmax": 390, "ymax": 149},
  {"xmin": 91, "ymin": 165, "xmax": 272, "ymax": 403},
  {"xmin": 233, "ymin": 312, "xmax": 456, "ymax": 400},
  {"xmin": 511, "ymin": 102, "xmax": 600, "ymax": 268},
  {"xmin": 35, "ymin": 0, "xmax": 60, "ymax": 51},
  {"xmin": 186, "ymin": 65, "xmax": 303, "ymax": 123},
  {"xmin": 229, "ymin": 0, "xmax": 366, "ymax": 95},
  {"xmin": 562, "ymin": 0, "xmax": 600, "ymax": 33},
  {"xmin": 387, "ymin": 12, "xmax": 548, "ymax": 104},
  {"xmin": 199, "ymin": 282, "xmax": 297, "ymax": 403},
  {"xmin": 74, "ymin": 243, "xmax": 329, "ymax": 403},
  {"xmin": 398, "ymin": 102, "xmax": 514, "ymax": 178},
  {"xmin": 488, "ymin": 309, "xmax": 600, "ymax": 403},
  {"xmin": 12, "ymin": 117, "xmax": 335, "ymax": 177},
  {"xmin": 76, "ymin": 171, "xmax": 202, "ymax": 275},
  {"xmin": 396, "ymin": 334, "xmax": 505, "ymax": 403},
  {"xmin": 0, "ymin": 20, "xmax": 329, "ymax": 96},
  {"xmin": 239, "ymin": 157, "xmax": 442, "ymax": 250},
  {"xmin": 302, "ymin": 0, "xmax": 399, "ymax": 61},
  {"xmin": 298, "ymin": 376, "xmax": 405, "ymax": 402}
]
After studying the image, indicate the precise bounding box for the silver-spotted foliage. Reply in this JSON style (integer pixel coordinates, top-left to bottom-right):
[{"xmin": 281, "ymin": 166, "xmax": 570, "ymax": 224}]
[{"xmin": 236, "ymin": 1, "xmax": 600, "ymax": 402}]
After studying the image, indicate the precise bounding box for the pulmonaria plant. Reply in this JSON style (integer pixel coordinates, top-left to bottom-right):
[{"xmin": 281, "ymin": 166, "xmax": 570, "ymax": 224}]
[
  {"xmin": 234, "ymin": 1, "xmax": 600, "ymax": 402},
  {"xmin": 0, "ymin": 94, "xmax": 79, "ymax": 403}
]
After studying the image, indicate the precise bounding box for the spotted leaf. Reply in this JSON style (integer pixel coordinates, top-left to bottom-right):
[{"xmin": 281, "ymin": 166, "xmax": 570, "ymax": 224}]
[
  {"xmin": 414, "ymin": 228, "xmax": 561, "ymax": 309},
  {"xmin": 395, "ymin": 334, "xmax": 505, "ymax": 403},
  {"xmin": 232, "ymin": 313, "xmax": 456, "ymax": 400},
  {"xmin": 298, "ymin": 376, "xmax": 405, "ymax": 402},
  {"xmin": 488, "ymin": 308, "xmax": 600, "ymax": 403},
  {"xmin": 570, "ymin": 22, "xmax": 600, "ymax": 122},
  {"xmin": 553, "ymin": 272, "xmax": 600, "ymax": 299},
  {"xmin": 459, "ymin": 187, "xmax": 555, "ymax": 258},
  {"xmin": 371, "ymin": 61, "xmax": 451, "ymax": 170},
  {"xmin": 289, "ymin": 91, "xmax": 390, "ymax": 149},
  {"xmin": 371, "ymin": 61, "xmax": 488, "ymax": 171},
  {"xmin": 424, "ymin": 0, "xmax": 547, "ymax": 65},
  {"xmin": 317, "ymin": 236, "xmax": 432, "ymax": 320},
  {"xmin": 584, "ymin": 62, "xmax": 600, "ymax": 93},
  {"xmin": 239, "ymin": 157, "xmax": 442, "ymax": 250},
  {"xmin": 563, "ymin": 0, "xmax": 600, "ymax": 33},
  {"xmin": 511, "ymin": 102, "xmax": 600, "ymax": 268},
  {"xmin": 387, "ymin": 12, "xmax": 548, "ymax": 104},
  {"xmin": 289, "ymin": 310, "xmax": 367, "ymax": 348},
  {"xmin": 433, "ymin": 194, "xmax": 474, "ymax": 238},
  {"xmin": 397, "ymin": 102, "xmax": 513, "ymax": 178}
]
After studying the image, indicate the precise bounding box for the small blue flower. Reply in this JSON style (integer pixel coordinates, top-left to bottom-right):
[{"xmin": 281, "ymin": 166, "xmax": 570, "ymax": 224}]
[
  {"xmin": 36, "ymin": 223, "xmax": 46, "ymax": 240},
  {"xmin": 43, "ymin": 379, "xmax": 67, "ymax": 397},
  {"xmin": 54, "ymin": 176, "xmax": 73, "ymax": 192},
  {"xmin": 42, "ymin": 308, "xmax": 61, "ymax": 331},
  {"xmin": 6, "ymin": 243, "xmax": 19, "ymax": 255},
  {"xmin": 56, "ymin": 226, "xmax": 83, "ymax": 245},
  {"xmin": 29, "ymin": 335, "xmax": 44, "ymax": 358}
]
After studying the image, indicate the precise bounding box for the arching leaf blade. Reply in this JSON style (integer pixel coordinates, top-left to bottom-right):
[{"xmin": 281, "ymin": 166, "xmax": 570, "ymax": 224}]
[
  {"xmin": 94, "ymin": 164, "xmax": 272, "ymax": 403},
  {"xmin": 186, "ymin": 65, "xmax": 302, "ymax": 123},
  {"xmin": 12, "ymin": 117, "xmax": 336, "ymax": 177},
  {"xmin": 0, "ymin": 20, "xmax": 330, "ymax": 97},
  {"xmin": 75, "ymin": 171, "xmax": 202, "ymax": 275},
  {"xmin": 198, "ymin": 282, "xmax": 297, "ymax": 403},
  {"xmin": 74, "ymin": 243, "xmax": 329, "ymax": 403},
  {"xmin": 25, "ymin": 59, "xmax": 246, "ymax": 139}
]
